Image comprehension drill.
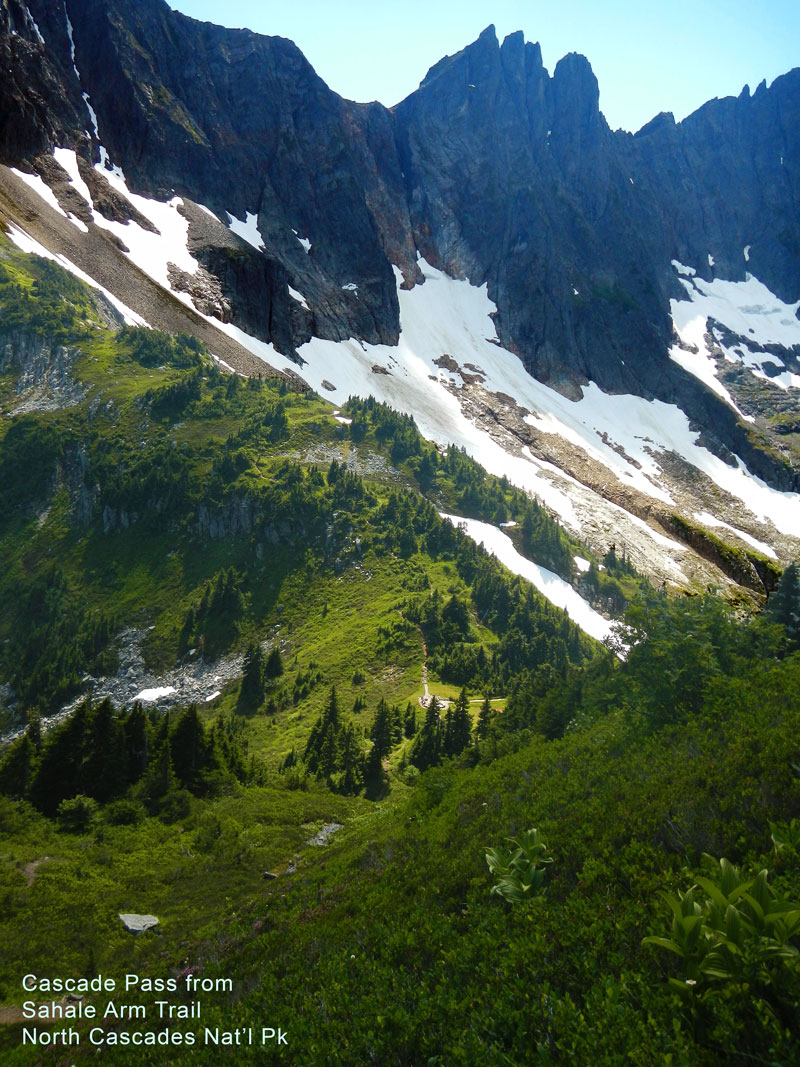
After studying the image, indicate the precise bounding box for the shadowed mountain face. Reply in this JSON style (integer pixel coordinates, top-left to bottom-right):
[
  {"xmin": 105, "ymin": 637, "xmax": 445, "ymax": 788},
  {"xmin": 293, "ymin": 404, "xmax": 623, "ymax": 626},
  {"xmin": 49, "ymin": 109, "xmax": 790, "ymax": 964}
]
[{"xmin": 2, "ymin": 0, "xmax": 799, "ymax": 492}]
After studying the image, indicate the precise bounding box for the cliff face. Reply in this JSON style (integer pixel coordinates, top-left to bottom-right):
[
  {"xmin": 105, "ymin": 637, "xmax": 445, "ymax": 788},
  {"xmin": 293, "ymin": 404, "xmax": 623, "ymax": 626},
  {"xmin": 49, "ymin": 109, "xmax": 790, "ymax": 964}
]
[
  {"xmin": 0, "ymin": 0, "xmax": 84, "ymax": 156},
  {"xmin": 2, "ymin": 1, "xmax": 799, "ymax": 486}
]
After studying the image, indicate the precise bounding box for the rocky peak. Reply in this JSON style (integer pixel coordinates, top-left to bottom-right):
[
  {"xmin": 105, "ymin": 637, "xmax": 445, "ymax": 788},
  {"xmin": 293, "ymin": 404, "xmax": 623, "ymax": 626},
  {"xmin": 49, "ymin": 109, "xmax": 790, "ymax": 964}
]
[{"xmin": 1, "ymin": 3, "xmax": 799, "ymax": 496}]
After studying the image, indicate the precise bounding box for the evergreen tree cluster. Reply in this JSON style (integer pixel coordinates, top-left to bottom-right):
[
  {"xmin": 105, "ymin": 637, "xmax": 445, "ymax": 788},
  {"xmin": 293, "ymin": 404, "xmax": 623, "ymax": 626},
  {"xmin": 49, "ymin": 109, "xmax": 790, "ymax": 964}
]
[
  {"xmin": 416, "ymin": 553, "xmax": 591, "ymax": 693},
  {"xmin": 0, "ymin": 254, "xmax": 94, "ymax": 340},
  {"xmin": 517, "ymin": 496, "xmax": 574, "ymax": 577},
  {"xmin": 409, "ymin": 688, "xmax": 473, "ymax": 771},
  {"xmin": 237, "ymin": 641, "xmax": 285, "ymax": 713},
  {"xmin": 340, "ymin": 399, "xmax": 582, "ymax": 579},
  {"xmin": 343, "ymin": 396, "xmax": 421, "ymax": 463},
  {"xmin": 300, "ymin": 688, "xmax": 418, "ymax": 796},
  {"xmin": 144, "ymin": 368, "xmax": 203, "ymax": 419},
  {"xmin": 94, "ymin": 439, "xmax": 193, "ymax": 526},
  {"xmin": 3, "ymin": 568, "xmax": 116, "ymax": 714},
  {"xmin": 499, "ymin": 573, "xmax": 800, "ymax": 742},
  {"xmin": 0, "ymin": 699, "xmax": 248, "ymax": 819},
  {"xmin": 228, "ymin": 400, "xmax": 290, "ymax": 448},
  {"xmin": 117, "ymin": 327, "xmax": 206, "ymax": 369},
  {"xmin": 0, "ymin": 415, "xmax": 68, "ymax": 513},
  {"xmin": 766, "ymin": 561, "xmax": 800, "ymax": 651},
  {"xmin": 181, "ymin": 568, "xmax": 246, "ymax": 659}
]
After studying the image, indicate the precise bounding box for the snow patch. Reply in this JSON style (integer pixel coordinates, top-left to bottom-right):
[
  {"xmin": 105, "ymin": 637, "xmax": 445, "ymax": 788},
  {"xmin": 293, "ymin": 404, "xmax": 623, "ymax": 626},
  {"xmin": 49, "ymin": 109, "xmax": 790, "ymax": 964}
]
[
  {"xmin": 97, "ymin": 148, "xmax": 123, "ymax": 181},
  {"xmin": 743, "ymin": 245, "xmax": 751, "ymax": 262},
  {"xmin": 288, "ymin": 285, "xmax": 309, "ymax": 310},
  {"xmin": 198, "ymin": 315, "xmax": 284, "ymax": 368},
  {"xmin": 194, "ymin": 204, "xmax": 219, "ymax": 221},
  {"xmin": 25, "ymin": 5, "xmax": 45, "ymax": 43},
  {"xmin": 693, "ymin": 512, "xmax": 778, "ymax": 559},
  {"xmin": 293, "ymin": 230, "xmax": 311, "ymax": 253},
  {"xmin": 574, "ymin": 556, "xmax": 591, "ymax": 573},
  {"xmin": 133, "ymin": 687, "xmax": 176, "ymax": 703},
  {"xmin": 11, "ymin": 168, "xmax": 68, "ymax": 219},
  {"xmin": 674, "ymin": 268, "xmax": 800, "ymax": 350},
  {"xmin": 291, "ymin": 263, "xmax": 583, "ymax": 531},
  {"xmin": 670, "ymin": 307, "xmax": 749, "ymax": 415},
  {"xmin": 672, "ymin": 260, "xmax": 696, "ymax": 277},
  {"xmin": 174, "ymin": 255, "xmax": 799, "ymax": 550},
  {"xmin": 64, "ymin": 2, "xmax": 79, "ymax": 78},
  {"xmin": 83, "ymin": 93, "xmax": 100, "ymax": 140},
  {"xmin": 441, "ymin": 514, "xmax": 614, "ymax": 645},
  {"xmin": 212, "ymin": 355, "xmax": 236, "ymax": 374},
  {"xmin": 227, "ymin": 211, "xmax": 265, "ymax": 252},
  {"xmin": 670, "ymin": 263, "xmax": 800, "ymax": 397},
  {"xmin": 752, "ymin": 367, "xmax": 800, "ymax": 390},
  {"xmin": 53, "ymin": 148, "xmax": 92, "ymax": 206},
  {"xmin": 13, "ymin": 156, "xmax": 94, "ymax": 236},
  {"xmin": 341, "ymin": 283, "xmax": 359, "ymax": 293},
  {"xmin": 85, "ymin": 160, "xmax": 199, "ymax": 290}
]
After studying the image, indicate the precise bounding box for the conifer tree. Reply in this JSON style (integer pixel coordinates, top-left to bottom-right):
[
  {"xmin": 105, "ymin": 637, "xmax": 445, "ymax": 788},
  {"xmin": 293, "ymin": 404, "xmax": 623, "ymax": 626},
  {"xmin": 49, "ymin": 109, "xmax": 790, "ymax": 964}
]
[
  {"xmin": 26, "ymin": 710, "xmax": 41, "ymax": 752},
  {"xmin": 338, "ymin": 726, "xmax": 363, "ymax": 795},
  {"xmin": 170, "ymin": 704, "xmax": 207, "ymax": 793},
  {"xmin": 451, "ymin": 687, "xmax": 472, "ymax": 755},
  {"xmin": 370, "ymin": 698, "xmax": 394, "ymax": 760},
  {"xmin": 0, "ymin": 734, "xmax": 34, "ymax": 798},
  {"xmin": 403, "ymin": 703, "xmax": 417, "ymax": 739},
  {"xmin": 238, "ymin": 643, "xmax": 265, "ymax": 711},
  {"xmin": 305, "ymin": 688, "xmax": 342, "ymax": 776},
  {"xmin": 477, "ymin": 696, "xmax": 492, "ymax": 741},
  {"xmin": 324, "ymin": 686, "xmax": 340, "ymax": 730},
  {"xmin": 767, "ymin": 561, "xmax": 800, "ymax": 650},
  {"xmin": 30, "ymin": 699, "xmax": 90, "ymax": 815},
  {"xmin": 281, "ymin": 747, "xmax": 298, "ymax": 770},
  {"xmin": 140, "ymin": 736, "xmax": 180, "ymax": 814},
  {"xmin": 410, "ymin": 695, "xmax": 443, "ymax": 771},
  {"xmin": 319, "ymin": 723, "xmax": 340, "ymax": 780},
  {"xmin": 265, "ymin": 647, "xmax": 284, "ymax": 679},
  {"xmin": 363, "ymin": 741, "xmax": 385, "ymax": 800},
  {"xmin": 443, "ymin": 706, "xmax": 455, "ymax": 756},
  {"xmin": 83, "ymin": 698, "xmax": 128, "ymax": 803},
  {"xmin": 123, "ymin": 703, "xmax": 149, "ymax": 783},
  {"xmin": 391, "ymin": 704, "xmax": 403, "ymax": 745}
]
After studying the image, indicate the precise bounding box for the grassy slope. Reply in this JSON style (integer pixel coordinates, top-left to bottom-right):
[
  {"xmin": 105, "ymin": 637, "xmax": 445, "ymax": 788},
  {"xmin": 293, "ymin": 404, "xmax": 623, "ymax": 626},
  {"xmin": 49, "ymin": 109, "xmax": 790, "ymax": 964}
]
[
  {"xmin": 3, "ymin": 654, "xmax": 798, "ymax": 1065},
  {"xmin": 1, "ymin": 240, "xmax": 798, "ymax": 1066},
  {"xmin": 0, "ymin": 243, "xmax": 588, "ymax": 990}
]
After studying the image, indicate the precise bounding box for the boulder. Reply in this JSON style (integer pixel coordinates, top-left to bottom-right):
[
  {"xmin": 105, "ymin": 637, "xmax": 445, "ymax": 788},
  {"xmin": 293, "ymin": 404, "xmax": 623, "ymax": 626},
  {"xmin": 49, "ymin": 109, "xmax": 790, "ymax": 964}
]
[{"xmin": 119, "ymin": 913, "xmax": 159, "ymax": 934}]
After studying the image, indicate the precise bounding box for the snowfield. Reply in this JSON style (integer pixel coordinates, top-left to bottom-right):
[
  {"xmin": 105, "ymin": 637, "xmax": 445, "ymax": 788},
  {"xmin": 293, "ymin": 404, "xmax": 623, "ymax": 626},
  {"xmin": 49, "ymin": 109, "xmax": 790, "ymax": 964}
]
[
  {"xmin": 670, "ymin": 261, "xmax": 800, "ymax": 395},
  {"xmin": 440, "ymin": 514, "xmax": 615, "ymax": 644},
  {"xmin": 266, "ymin": 259, "xmax": 800, "ymax": 538}
]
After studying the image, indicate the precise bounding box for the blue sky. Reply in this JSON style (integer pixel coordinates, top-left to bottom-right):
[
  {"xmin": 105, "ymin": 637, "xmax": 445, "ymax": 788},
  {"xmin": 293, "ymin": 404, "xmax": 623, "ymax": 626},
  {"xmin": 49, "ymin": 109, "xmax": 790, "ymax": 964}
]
[{"xmin": 169, "ymin": 1, "xmax": 800, "ymax": 132}]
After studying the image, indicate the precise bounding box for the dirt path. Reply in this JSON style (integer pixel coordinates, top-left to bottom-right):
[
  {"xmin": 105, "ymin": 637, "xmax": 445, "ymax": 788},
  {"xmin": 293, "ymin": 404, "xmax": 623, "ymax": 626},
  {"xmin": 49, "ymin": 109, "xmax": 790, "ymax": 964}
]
[
  {"xmin": 418, "ymin": 634, "xmax": 449, "ymax": 711},
  {"xmin": 23, "ymin": 857, "xmax": 50, "ymax": 886},
  {"xmin": 421, "ymin": 637, "xmax": 430, "ymax": 704}
]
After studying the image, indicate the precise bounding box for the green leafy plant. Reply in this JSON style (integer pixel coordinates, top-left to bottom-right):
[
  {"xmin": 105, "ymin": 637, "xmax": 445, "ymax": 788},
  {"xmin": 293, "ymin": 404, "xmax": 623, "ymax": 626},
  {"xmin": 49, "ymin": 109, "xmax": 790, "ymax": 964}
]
[
  {"xmin": 485, "ymin": 827, "xmax": 552, "ymax": 903},
  {"xmin": 644, "ymin": 854, "xmax": 800, "ymax": 1030}
]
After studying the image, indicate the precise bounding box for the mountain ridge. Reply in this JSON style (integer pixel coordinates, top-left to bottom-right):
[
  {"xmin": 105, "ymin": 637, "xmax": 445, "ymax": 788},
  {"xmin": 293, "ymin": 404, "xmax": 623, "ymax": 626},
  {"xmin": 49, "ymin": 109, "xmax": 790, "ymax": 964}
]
[{"xmin": 1, "ymin": 0, "xmax": 799, "ymax": 591}]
